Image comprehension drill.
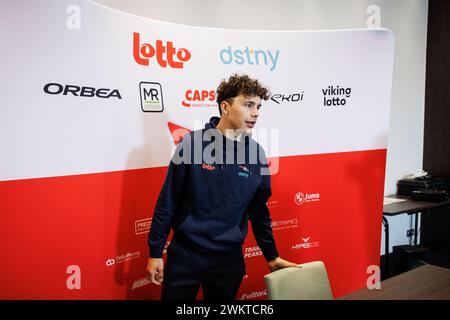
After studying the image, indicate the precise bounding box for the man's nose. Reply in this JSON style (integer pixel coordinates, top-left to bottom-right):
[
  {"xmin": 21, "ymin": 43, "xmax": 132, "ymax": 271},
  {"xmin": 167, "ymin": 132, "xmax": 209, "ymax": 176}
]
[{"xmin": 251, "ymin": 106, "xmax": 259, "ymax": 118}]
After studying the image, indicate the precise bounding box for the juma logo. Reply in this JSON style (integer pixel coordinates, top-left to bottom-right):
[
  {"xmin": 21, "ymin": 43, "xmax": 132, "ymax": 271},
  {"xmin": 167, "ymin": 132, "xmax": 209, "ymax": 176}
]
[
  {"xmin": 182, "ymin": 89, "xmax": 217, "ymax": 108},
  {"xmin": 139, "ymin": 82, "xmax": 163, "ymax": 112},
  {"xmin": 133, "ymin": 32, "xmax": 191, "ymax": 69},
  {"xmin": 219, "ymin": 46, "xmax": 280, "ymax": 71},
  {"xmin": 43, "ymin": 83, "xmax": 121, "ymax": 99},
  {"xmin": 295, "ymin": 192, "xmax": 320, "ymax": 205},
  {"xmin": 294, "ymin": 192, "xmax": 305, "ymax": 205}
]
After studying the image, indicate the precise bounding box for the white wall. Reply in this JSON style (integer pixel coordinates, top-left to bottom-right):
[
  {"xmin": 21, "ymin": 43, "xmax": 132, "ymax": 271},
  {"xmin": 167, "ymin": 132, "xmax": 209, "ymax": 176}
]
[{"xmin": 92, "ymin": 0, "xmax": 429, "ymax": 255}]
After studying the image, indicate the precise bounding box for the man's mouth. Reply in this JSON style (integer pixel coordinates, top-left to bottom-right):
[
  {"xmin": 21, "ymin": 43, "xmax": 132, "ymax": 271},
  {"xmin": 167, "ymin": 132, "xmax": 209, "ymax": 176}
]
[{"xmin": 245, "ymin": 121, "xmax": 256, "ymax": 128}]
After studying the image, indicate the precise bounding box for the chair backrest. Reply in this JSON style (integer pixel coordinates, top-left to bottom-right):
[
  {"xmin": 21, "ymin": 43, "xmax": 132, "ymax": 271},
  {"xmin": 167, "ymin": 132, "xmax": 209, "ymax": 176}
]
[{"xmin": 264, "ymin": 261, "xmax": 333, "ymax": 300}]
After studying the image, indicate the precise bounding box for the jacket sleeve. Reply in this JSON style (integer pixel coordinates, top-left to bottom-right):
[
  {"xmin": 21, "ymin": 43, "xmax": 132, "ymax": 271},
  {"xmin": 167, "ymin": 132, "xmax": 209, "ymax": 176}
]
[
  {"xmin": 148, "ymin": 137, "xmax": 188, "ymax": 258},
  {"xmin": 247, "ymin": 155, "xmax": 279, "ymax": 262}
]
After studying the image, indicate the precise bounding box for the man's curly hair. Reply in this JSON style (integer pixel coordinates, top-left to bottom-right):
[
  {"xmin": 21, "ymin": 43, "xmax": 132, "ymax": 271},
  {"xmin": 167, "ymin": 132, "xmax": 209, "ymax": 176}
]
[{"xmin": 216, "ymin": 74, "xmax": 270, "ymax": 115}]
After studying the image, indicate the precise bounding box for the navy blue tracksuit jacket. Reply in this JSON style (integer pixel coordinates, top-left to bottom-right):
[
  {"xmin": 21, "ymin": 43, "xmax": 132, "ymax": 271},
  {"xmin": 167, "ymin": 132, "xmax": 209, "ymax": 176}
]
[{"xmin": 148, "ymin": 116, "xmax": 279, "ymax": 262}]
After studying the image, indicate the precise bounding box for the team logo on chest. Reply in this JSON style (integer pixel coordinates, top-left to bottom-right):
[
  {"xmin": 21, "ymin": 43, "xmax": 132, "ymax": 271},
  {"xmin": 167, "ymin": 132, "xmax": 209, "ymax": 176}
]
[
  {"xmin": 238, "ymin": 165, "xmax": 250, "ymax": 178},
  {"xmin": 202, "ymin": 163, "xmax": 216, "ymax": 171}
]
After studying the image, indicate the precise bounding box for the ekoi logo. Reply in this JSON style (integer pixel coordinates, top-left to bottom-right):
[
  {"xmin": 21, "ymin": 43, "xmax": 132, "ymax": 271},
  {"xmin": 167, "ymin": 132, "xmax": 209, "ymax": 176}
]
[
  {"xmin": 133, "ymin": 32, "xmax": 191, "ymax": 69},
  {"xmin": 182, "ymin": 89, "xmax": 217, "ymax": 108},
  {"xmin": 202, "ymin": 163, "xmax": 216, "ymax": 171}
]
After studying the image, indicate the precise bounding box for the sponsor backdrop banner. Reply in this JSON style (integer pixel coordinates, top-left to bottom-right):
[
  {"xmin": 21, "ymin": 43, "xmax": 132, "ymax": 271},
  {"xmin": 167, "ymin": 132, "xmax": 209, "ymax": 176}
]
[{"xmin": 0, "ymin": 0, "xmax": 394, "ymax": 299}]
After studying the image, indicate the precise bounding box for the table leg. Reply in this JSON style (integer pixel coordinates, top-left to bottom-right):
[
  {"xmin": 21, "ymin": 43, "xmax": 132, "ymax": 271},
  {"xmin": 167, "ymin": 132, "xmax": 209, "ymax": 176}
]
[
  {"xmin": 414, "ymin": 212, "xmax": 419, "ymax": 246},
  {"xmin": 382, "ymin": 216, "xmax": 389, "ymax": 278}
]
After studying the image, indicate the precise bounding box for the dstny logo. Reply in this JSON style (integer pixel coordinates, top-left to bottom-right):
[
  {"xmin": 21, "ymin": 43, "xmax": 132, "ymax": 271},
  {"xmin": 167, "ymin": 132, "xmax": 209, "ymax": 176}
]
[
  {"xmin": 43, "ymin": 83, "xmax": 121, "ymax": 99},
  {"xmin": 219, "ymin": 46, "xmax": 280, "ymax": 71},
  {"xmin": 133, "ymin": 32, "xmax": 191, "ymax": 69},
  {"xmin": 139, "ymin": 82, "xmax": 163, "ymax": 112}
]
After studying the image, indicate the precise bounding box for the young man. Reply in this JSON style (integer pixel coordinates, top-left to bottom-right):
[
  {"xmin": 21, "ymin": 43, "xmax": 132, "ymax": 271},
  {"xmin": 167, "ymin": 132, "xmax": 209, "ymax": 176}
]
[{"xmin": 147, "ymin": 74, "xmax": 298, "ymax": 300}]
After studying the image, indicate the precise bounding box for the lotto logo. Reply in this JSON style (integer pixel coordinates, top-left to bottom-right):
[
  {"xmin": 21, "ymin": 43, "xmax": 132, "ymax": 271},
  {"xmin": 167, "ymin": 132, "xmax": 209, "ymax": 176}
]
[{"xmin": 133, "ymin": 32, "xmax": 191, "ymax": 69}]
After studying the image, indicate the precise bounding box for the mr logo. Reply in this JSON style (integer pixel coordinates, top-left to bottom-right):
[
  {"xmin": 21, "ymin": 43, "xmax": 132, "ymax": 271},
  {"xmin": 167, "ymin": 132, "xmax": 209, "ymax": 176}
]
[{"xmin": 139, "ymin": 82, "xmax": 164, "ymax": 112}]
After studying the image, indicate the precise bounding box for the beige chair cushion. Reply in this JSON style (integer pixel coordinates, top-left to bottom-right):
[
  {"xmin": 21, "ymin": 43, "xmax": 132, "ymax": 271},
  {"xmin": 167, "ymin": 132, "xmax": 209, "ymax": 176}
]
[{"xmin": 264, "ymin": 261, "xmax": 333, "ymax": 300}]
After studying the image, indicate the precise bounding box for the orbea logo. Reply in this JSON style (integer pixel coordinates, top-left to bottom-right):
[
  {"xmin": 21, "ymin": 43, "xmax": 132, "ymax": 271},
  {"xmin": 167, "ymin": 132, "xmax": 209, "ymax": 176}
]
[
  {"xmin": 133, "ymin": 32, "xmax": 191, "ymax": 69},
  {"xmin": 182, "ymin": 89, "xmax": 217, "ymax": 108},
  {"xmin": 292, "ymin": 236, "xmax": 320, "ymax": 250},
  {"xmin": 295, "ymin": 192, "xmax": 320, "ymax": 205},
  {"xmin": 219, "ymin": 46, "xmax": 280, "ymax": 71},
  {"xmin": 135, "ymin": 218, "xmax": 152, "ymax": 235},
  {"xmin": 43, "ymin": 83, "xmax": 122, "ymax": 99}
]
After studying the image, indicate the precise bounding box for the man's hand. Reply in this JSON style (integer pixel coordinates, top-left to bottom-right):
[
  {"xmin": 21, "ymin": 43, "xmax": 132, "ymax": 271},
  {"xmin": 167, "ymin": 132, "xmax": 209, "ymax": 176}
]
[
  {"xmin": 267, "ymin": 257, "xmax": 300, "ymax": 272},
  {"xmin": 147, "ymin": 258, "xmax": 164, "ymax": 285}
]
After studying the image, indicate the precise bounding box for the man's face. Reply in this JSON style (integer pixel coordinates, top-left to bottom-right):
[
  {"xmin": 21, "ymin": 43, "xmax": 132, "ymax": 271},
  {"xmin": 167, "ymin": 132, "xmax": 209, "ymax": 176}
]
[{"xmin": 223, "ymin": 94, "xmax": 261, "ymax": 135}]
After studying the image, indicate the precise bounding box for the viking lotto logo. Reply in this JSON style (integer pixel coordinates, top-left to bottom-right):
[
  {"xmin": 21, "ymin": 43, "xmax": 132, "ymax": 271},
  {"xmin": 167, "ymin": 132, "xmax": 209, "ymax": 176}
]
[
  {"xmin": 295, "ymin": 192, "xmax": 320, "ymax": 205},
  {"xmin": 322, "ymin": 85, "xmax": 352, "ymax": 107}
]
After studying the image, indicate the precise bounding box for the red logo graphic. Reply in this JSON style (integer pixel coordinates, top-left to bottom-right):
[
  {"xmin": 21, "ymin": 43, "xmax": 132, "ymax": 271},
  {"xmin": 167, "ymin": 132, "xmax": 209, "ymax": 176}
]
[
  {"xmin": 167, "ymin": 122, "xmax": 191, "ymax": 145},
  {"xmin": 135, "ymin": 218, "xmax": 152, "ymax": 235},
  {"xmin": 182, "ymin": 89, "xmax": 217, "ymax": 108},
  {"xmin": 202, "ymin": 163, "xmax": 216, "ymax": 171},
  {"xmin": 133, "ymin": 32, "xmax": 191, "ymax": 69},
  {"xmin": 294, "ymin": 192, "xmax": 304, "ymax": 205}
]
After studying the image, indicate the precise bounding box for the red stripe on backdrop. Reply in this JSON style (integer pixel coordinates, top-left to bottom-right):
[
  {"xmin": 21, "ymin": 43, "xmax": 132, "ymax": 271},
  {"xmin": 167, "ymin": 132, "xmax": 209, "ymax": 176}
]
[{"xmin": 0, "ymin": 149, "xmax": 386, "ymax": 299}]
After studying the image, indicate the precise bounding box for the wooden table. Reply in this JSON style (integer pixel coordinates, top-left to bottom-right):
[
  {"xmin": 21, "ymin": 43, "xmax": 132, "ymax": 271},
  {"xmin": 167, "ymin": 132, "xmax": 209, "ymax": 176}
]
[
  {"xmin": 340, "ymin": 264, "xmax": 450, "ymax": 299},
  {"xmin": 382, "ymin": 195, "xmax": 450, "ymax": 278}
]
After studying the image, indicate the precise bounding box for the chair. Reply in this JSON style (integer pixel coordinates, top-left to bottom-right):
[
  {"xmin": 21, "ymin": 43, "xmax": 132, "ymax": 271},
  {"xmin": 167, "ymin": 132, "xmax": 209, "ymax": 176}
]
[{"xmin": 264, "ymin": 261, "xmax": 333, "ymax": 300}]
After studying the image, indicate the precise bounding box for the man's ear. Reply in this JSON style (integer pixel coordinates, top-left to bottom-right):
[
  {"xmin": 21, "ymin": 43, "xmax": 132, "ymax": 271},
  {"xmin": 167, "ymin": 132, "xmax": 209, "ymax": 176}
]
[{"xmin": 221, "ymin": 101, "xmax": 229, "ymax": 115}]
